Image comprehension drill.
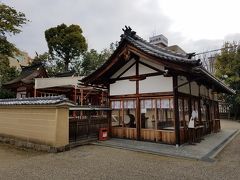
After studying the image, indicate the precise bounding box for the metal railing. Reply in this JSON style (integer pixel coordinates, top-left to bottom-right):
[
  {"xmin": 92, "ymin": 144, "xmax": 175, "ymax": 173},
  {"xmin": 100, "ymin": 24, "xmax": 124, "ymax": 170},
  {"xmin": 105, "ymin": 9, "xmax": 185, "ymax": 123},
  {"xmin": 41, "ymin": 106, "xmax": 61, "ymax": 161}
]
[{"xmin": 69, "ymin": 106, "xmax": 111, "ymax": 142}]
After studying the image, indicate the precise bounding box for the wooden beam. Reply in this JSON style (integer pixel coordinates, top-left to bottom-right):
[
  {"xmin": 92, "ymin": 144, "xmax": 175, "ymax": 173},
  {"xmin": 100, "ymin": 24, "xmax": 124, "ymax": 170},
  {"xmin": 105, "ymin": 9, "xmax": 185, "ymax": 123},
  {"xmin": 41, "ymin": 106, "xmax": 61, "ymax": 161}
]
[
  {"xmin": 135, "ymin": 56, "xmax": 141, "ymax": 140},
  {"xmin": 198, "ymin": 83, "xmax": 202, "ymax": 122},
  {"xmin": 80, "ymin": 89, "xmax": 83, "ymax": 105},
  {"xmin": 84, "ymin": 43, "xmax": 127, "ymax": 84},
  {"xmin": 79, "ymin": 82, "xmax": 108, "ymax": 89},
  {"xmin": 110, "ymin": 72, "xmax": 164, "ymax": 83},
  {"xmin": 128, "ymin": 45, "xmax": 192, "ymax": 73},
  {"xmin": 173, "ymin": 75, "xmax": 180, "ymax": 146},
  {"xmin": 110, "ymin": 92, "xmax": 173, "ymax": 99},
  {"xmin": 188, "ymin": 77, "xmax": 192, "ymax": 120},
  {"xmin": 34, "ymin": 88, "xmax": 36, "ymax": 97},
  {"xmin": 139, "ymin": 60, "xmax": 164, "ymax": 73},
  {"xmin": 116, "ymin": 60, "xmax": 135, "ymax": 79},
  {"xmin": 74, "ymin": 86, "xmax": 77, "ymax": 103},
  {"xmin": 101, "ymin": 91, "xmax": 104, "ymax": 106},
  {"xmin": 85, "ymin": 43, "xmax": 196, "ymax": 85},
  {"xmin": 128, "ymin": 76, "xmax": 146, "ymax": 81}
]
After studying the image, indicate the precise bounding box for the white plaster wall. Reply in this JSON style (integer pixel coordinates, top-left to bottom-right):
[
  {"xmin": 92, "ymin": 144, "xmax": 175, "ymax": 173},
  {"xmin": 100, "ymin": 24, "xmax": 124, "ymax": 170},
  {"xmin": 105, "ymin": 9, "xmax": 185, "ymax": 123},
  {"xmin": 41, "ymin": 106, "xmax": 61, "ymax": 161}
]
[
  {"xmin": 35, "ymin": 76, "xmax": 81, "ymax": 89},
  {"xmin": 200, "ymin": 85, "xmax": 207, "ymax": 96},
  {"xmin": 121, "ymin": 64, "xmax": 136, "ymax": 77},
  {"xmin": 139, "ymin": 63, "xmax": 156, "ymax": 75},
  {"xmin": 139, "ymin": 75, "xmax": 173, "ymax": 93},
  {"xmin": 110, "ymin": 80, "xmax": 136, "ymax": 95},
  {"xmin": 191, "ymin": 81, "xmax": 199, "ymax": 96},
  {"xmin": 178, "ymin": 76, "xmax": 189, "ymax": 94},
  {"xmin": 139, "ymin": 58, "xmax": 164, "ymax": 71},
  {"xmin": 16, "ymin": 92, "xmax": 26, "ymax": 98},
  {"xmin": 111, "ymin": 59, "xmax": 135, "ymax": 79}
]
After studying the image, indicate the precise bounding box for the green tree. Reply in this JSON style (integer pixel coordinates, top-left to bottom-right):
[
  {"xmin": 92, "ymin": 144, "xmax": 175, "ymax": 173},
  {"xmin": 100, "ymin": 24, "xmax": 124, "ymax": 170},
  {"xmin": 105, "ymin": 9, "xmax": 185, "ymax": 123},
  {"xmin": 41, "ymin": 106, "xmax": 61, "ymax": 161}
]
[
  {"xmin": 31, "ymin": 52, "xmax": 65, "ymax": 76},
  {"xmin": 0, "ymin": 54, "xmax": 19, "ymax": 99},
  {"xmin": 79, "ymin": 42, "xmax": 117, "ymax": 76},
  {"xmin": 215, "ymin": 42, "xmax": 240, "ymax": 119},
  {"xmin": 0, "ymin": 3, "xmax": 26, "ymax": 98},
  {"xmin": 0, "ymin": 88, "xmax": 15, "ymax": 99},
  {"xmin": 0, "ymin": 55, "xmax": 19, "ymax": 85},
  {"xmin": 0, "ymin": 36, "xmax": 17, "ymax": 57},
  {"xmin": 45, "ymin": 24, "xmax": 87, "ymax": 72},
  {"xmin": 31, "ymin": 52, "xmax": 49, "ymax": 65},
  {"xmin": 0, "ymin": 3, "xmax": 28, "ymax": 56},
  {"xmin": 81, "ymin": 49, "xmax": 101, "ymax": 76}
]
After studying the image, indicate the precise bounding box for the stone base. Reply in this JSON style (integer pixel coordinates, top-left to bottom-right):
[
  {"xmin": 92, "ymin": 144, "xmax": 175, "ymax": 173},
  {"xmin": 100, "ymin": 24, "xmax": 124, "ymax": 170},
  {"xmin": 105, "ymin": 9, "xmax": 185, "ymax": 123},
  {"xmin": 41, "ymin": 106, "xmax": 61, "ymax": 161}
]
[{"xmin": 0, "ymin": 135, "xmax": 70, "ymax": 153}]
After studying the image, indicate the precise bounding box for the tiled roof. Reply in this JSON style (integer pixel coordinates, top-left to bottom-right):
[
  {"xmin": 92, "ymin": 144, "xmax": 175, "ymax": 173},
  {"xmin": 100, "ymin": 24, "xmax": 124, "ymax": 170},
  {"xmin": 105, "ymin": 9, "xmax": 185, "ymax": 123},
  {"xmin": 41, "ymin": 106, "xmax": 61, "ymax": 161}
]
[
  {"xmin": 53, "ymin": 70, "xmax": 76, "ymax": 77},
  {"xmin": 3, "ymin": 62, "xmax": 47, "ymax": 85},
  {"xmin": 120, "ymin": 26, "xmax": 201, "ymax": 66},
  {"xmin": 193, "ymin": 67, "xmax": 235, "ymax": 94},
  {"xmin": 0, "ymin": 96, "xmax": 75, "ymax": 106},
  {"xmin": 82, "ymin": 26, "xmax": 234, "ymax": 94}
]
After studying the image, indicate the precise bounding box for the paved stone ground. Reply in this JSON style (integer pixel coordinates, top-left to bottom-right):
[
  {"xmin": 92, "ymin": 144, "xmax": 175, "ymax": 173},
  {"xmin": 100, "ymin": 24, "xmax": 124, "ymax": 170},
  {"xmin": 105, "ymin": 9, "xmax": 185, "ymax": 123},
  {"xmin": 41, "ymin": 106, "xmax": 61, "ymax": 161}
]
[
  {"xmin": 100, "ymin": 119, "xmax": 240, "ymax": 160},
  {"xmin": 96, "ymin": 128, "xmax": 238, "ymax": 160},
  {"xmin": 0, "ymin": 120, "xmax": 239, "ymax": 180}
]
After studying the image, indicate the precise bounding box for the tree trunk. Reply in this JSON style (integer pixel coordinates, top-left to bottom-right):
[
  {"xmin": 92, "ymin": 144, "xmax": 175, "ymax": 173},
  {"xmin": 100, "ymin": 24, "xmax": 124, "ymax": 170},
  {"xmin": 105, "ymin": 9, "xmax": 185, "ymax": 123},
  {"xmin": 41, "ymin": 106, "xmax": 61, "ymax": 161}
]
[{"xmin": 64, "ymin": 59, "xmax": 69, "ymax": 72}]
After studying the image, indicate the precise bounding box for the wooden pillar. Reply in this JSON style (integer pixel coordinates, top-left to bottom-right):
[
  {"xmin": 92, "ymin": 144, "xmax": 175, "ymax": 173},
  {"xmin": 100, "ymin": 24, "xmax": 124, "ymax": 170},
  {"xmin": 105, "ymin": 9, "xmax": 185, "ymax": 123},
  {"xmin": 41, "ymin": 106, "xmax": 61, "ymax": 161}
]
[
  {"xmin": 154, "ymin": 99, "xmax": 158, "ymax": 140},
  {"xmin": 74, "ymin": 86, "xmax": 77, "ymax": 103},
  {"xmin": 121, "ymin": 98, "xmax": 125, "ymax": 138},
  {"xmin": 188, "ymin": 78, "xmax": 192, "ymax": 120},
  {"xmin": 73, "ymin": 86, "xmax": 77, "ymax": 118},
  {"xmin": 182, "ymin": 97, "xmax": 187, "ymax": 142},
  {"xmin": 173, "ymin": 75, "xmax": 180, "ymax": 146},
  {"xmin": 135, "ymin": 56, "xmax": 141, "ymax": 140},
  {"xmin": 108, "ymin": 110, "xmax": 112, "ymax": 137},
  {"xmin": 80, "ymin": 89, "xmax": 84, "ymax": 119},
  {"xmin": 198, "ymin": 83, "xmax": 202, "ymax": 122},
  {"xmin": 101, "ymin": 91, "xmax": 104, "ymax": 106},
  {"xmin": 34, "ymin": 88, "xmax": 37, "ymax": 97},
  {"xmin": 216, "ymin": 99, "xmax": 220, "ymax": 119},
  {"xmin": 107, "ymin": 84, "xmax": 112, "ymax": 136},
  {"xmin": 80, "ymin": 89, "xmax": 83, "ymax": 105}
]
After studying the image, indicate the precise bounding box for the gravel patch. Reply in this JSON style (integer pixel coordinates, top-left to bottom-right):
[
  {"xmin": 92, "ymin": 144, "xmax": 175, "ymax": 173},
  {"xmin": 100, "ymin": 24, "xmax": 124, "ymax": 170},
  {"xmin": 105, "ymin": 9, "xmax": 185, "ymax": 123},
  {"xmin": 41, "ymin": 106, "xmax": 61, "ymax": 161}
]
[
  {"xmin": 0, "ymin": 136, "xmax": 239, "ymax": 180},
  {"xmin": 0, "ymin": 120, "xmax": 239, "ymax": 180}
]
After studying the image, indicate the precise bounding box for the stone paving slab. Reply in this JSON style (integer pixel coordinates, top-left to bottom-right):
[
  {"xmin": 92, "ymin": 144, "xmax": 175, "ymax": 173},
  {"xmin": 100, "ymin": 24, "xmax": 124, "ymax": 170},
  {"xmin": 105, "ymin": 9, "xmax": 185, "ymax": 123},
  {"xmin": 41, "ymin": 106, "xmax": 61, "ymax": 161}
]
[{"xmin": 94, "ymin": 129, "xmax": 239, "ymax": 161}]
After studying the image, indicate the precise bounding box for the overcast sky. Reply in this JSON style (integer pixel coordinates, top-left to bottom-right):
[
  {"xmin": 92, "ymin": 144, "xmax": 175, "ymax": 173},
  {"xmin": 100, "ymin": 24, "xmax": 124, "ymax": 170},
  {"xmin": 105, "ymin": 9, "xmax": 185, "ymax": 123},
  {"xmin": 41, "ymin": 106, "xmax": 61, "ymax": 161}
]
[{"xmin": 2, "ymin": 0, "xmax": 240, "ymax": 57}]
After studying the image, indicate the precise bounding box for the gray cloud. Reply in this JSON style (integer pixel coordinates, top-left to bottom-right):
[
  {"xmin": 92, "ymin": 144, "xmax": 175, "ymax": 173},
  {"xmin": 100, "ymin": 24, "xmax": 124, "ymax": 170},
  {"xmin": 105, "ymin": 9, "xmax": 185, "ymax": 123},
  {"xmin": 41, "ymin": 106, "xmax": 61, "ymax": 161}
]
[
  {"xmin": 3, "ymin": 0, "xmax": 240, "ymax": 58},
  {"xmin": 179, "ymin": 33, "xmax": 240, "ymax": 54}
]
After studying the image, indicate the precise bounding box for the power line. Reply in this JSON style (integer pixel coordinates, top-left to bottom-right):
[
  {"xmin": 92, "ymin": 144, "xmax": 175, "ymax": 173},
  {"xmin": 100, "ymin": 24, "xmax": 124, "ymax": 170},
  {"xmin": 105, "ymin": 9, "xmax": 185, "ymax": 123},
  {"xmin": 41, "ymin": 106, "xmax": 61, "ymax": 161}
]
[{"xmin": 195, "ymin": 44, "xmax": 239, "ymax": 55}]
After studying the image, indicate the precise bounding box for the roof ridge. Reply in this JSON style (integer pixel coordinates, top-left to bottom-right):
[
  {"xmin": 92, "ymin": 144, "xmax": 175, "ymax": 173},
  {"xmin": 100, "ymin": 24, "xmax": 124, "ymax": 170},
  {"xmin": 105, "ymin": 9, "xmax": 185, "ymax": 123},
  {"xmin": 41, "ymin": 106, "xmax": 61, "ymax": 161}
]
[
  {"xmin": 0, "ymin": 95, "xmax": 66, "ymax": 102},
  {"xmin": 120, "ymin": 26, "xmax": 197, "ymax": 62},
  {"xmin": 0, "ymin": 95, "xmax": 75, "ymax": 106}
]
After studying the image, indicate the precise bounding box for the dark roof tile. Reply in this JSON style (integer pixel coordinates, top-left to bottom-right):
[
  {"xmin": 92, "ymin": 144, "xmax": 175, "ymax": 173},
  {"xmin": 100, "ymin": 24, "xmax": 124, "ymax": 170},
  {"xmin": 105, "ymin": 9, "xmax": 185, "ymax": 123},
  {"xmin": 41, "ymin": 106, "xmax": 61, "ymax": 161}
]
[
  {"xmin": 0, "ymin": 96, "xmax": 75, "ymax": 106},
  {"xmin": 122, "ymin": 32, "xmax": 199, "ymax": 65}
]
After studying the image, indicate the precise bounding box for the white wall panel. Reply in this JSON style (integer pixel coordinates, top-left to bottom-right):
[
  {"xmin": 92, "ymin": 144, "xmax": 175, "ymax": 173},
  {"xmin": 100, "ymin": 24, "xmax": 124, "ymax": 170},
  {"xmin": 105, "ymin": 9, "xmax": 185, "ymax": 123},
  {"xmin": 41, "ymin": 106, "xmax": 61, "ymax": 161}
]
[
  {"xmin": 111, "ymin": 59, "xmax": 135, "ymax": 79},
  {"xmin": 35, "ymin": 77, "xmax": 81, "ymax": 89},
  {"xmin": 121, "ymin": 64, "xmax": 136, "ymax": 77},
  {"xmin": 191, "ymin": 81, "xmax": 199, "ymax": 96},
  {"xmin": 139, "ymin": 76, "xmax": 173, "ymax": 93},
  {"xmin": 140, "ymin": 58, "xmax": 164, "ymax": 71},
  {"xmin": 178, "ymin": 76, "xmax": 189, "ymax": 94},
  {"xmin": 110, "ymin": 80, "xmax": 136, "ymax": 95},
  {"xmin": 139, "ymin": 63, "xmax": 156, "ymax": 75}
]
